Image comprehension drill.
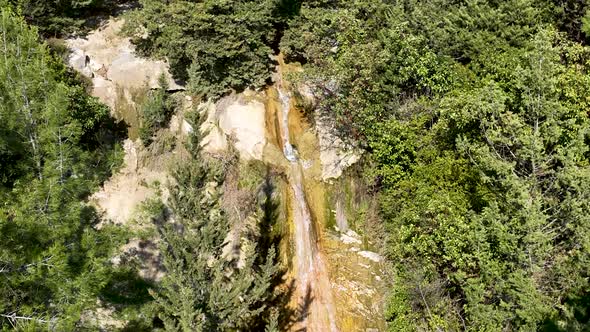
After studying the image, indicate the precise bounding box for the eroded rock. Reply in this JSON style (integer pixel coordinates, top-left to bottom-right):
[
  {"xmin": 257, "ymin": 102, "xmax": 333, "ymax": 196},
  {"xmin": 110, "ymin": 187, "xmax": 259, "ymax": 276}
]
[
  {"xmin": 200, "ymin": 91, "xmax": 267, "ymax": 160},
  {"xmin": 66, "ymin": 18, "xmax": 183, "ymax": 110}
]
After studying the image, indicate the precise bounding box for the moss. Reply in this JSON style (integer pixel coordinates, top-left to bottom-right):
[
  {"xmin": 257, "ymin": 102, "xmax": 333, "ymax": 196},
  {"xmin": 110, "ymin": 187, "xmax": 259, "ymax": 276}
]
[{"xmin": 324, "ymin": 186, "xmax": 337, "ymax": 230}]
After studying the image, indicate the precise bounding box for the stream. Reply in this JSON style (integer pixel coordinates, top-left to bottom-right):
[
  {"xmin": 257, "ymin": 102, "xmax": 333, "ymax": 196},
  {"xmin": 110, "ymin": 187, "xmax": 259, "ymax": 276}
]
[{"xmin": 277, "ymin": 88, "xmax": 339, "ymax": 332}]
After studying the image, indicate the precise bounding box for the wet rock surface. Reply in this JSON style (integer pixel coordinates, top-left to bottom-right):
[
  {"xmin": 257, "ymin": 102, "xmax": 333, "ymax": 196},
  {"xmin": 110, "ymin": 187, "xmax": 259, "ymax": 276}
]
[{"xmin": 325, "ymin": 228, "xmax": 387, "ymax": 332}]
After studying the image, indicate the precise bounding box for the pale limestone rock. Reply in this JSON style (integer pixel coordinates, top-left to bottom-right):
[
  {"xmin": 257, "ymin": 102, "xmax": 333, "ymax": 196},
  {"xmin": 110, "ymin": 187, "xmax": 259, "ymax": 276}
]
[
  {"xmin": 91, "ymin": 140, "xmax": 168, "ymax": 225},
  {"xmin": 346, "ymin": 229, "xmax": 361, "ymax": 238},
  {"xmin": 168, "ymin": 115, "xmax": 180, "ymax": 133},
  {"xmin": 199, "ymin": 100, "xmax": 229, "ymax": 154},
  {"xmin": 66, "ymin": 18, "xmax": 184, "ymax": 98},
  {"xmin": 358, "ymin": 251, "xmax": 383, "ymax": 263},
  {"xmin": 218, "ymin": 96, "xmax": 267, "ymax": 160},
  {"xmin": 316, "ymin": 112, "xmax": 362, "ymax": 181},
  {"xmin": 91, "ymin": 76, "xmax": 117, "ymax": 110},
  {"xmin": 200, "ymin": 92, "xmax": 267, "ymax": 160},
  {"xmin": 181, "ymin": 119, "xmax": 193, "ymax": 135},
  {"xmin": 340, "ymin": 233, "xmax": 362, "ymax": 245}
]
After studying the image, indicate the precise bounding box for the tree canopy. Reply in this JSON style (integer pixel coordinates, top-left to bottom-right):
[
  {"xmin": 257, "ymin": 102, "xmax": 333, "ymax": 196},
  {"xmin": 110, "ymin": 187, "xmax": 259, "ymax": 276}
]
[
  {"xmin": 3, "ymin": 0, "xmax": 590, "ymax": 330},
  {"xmin": 278, "ymin": 0, "xmax": 590, "ymax": 330},
  {"xmin": 8, "ymin": 0, "xmax": 119, "ymax": 35},
  {"xmin": 124, "ymin": 0, "xmax": 281, "ymax": 97},
  {"xmin": 0, "ymin": 5, "xmax": 128, "ymax": 329}
]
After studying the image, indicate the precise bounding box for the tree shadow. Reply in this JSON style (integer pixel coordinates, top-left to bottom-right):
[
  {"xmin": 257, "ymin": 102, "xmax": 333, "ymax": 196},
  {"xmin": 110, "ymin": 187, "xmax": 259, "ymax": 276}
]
[
  {"xmin": 275, "ymin": 0, "xmax": 302, "ymax": 18},
  {"xmin": 280, "ymin": 282, "xmax": 314, "ymax": 332},
  {"xmin": 256, "ymin": 172, "xmax": 283, "ymax": 266},
  {"xmin": 100, "ymin": 269, "xmax": 154, "ymax": 307},
  {"xmin": 117, "ymin": 239, "xmax": 166, "ymax": 282},
  {"xmin": 541, "ymin": 290, "xmax": 590, "ymax": 332}
]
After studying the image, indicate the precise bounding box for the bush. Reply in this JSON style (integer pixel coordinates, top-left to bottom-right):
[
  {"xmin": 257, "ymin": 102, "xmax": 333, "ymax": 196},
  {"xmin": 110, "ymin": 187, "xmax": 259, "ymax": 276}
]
[
  {"xmin": 138, "ymin": 75, "xmax": 174, "ymax": 145},
  {"xmin": 124, "ymin": 0, "xmax": 280, "ymax": 97}
]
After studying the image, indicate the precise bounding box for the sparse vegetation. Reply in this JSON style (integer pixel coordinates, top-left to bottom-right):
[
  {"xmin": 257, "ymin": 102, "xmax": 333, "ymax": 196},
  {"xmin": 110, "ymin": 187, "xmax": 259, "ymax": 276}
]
[{"xmin": 138, "ymin": 75, "xmax": 175, "ymax": 146}]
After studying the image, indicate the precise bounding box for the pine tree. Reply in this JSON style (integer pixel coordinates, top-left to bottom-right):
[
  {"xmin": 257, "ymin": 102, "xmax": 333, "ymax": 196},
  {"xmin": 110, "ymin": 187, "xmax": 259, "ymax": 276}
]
[
  {"xmin": 124, "ymin": 0, "xmax": 279, "ymax": 97},
  {"xmin": 151, "ymin": 112, "xmax": 278, "ymax": 331},
  {"xmin": 0, "ymin": 5, "xmax": 126, "ymax": 330}
]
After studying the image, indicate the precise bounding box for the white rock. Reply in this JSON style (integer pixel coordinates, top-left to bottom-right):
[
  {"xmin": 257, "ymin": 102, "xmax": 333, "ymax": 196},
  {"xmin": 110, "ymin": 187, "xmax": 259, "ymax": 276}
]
[
  {"xmin": 316, "ymin": 111, "xmax": 362, "ymax": 181},
  {"xmin": 201, "ymin": 127, "xmax": 228, "ymax": 153},
  {"xmin": 297, "ymin": 83, "xmax": 317, "ymax": 108},
  {"xmin": 358, "ymin": 251, "xmax": 383, "ymax": 263},
  {"xmin": 68, "ymin": 49, "xmax": 93, "ymax": 77},
  {"xmin": 199, "ymin": 101, "xmax": 229, "ymax": 154},
  {"xmin": 169, "ymin": 115, "xmax": 180, "ymax": 133},
  {"xmin": 181, "ymin": 120, "xmax": 193, "ymax": 135},
  {"xmin": 91, "ymin": 76, "xmax": 117, "ymax": 110},
  {"xmin": 216, "ymin": 93, "xmax": 267, "ymax": 160},
  {"xmin": 66, "ymin": 18, "xmax": 184, "ymax": 94},
  {"xmin": 340, "ymin": 233, "xmax": 362, "ymax": 245},
  {"xmin": 346, "ymin": 229, "xmax": 360, "ymax": 238}
]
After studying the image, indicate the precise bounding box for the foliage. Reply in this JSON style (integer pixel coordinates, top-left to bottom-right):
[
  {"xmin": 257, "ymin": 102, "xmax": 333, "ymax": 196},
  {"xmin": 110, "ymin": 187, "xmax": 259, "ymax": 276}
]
[
  {"xmin": 0, "ymin": 6, "xmax": 127, "ymax": 329},
  {"xmin": 138, "ymin": 75, "xmax": 174, "ymax": 146},
  {"xmin": 8, "ymin": 0, "xmax": 119, "ymax": 36},
  {"xmin": 124, "ymin": 0, "xmax": 280, "ymax": 97},
  {"xmin": 3, "ymin": 0, "xmax": 590, "ymax": 330},
  {"xmin": 283, "ymin": 0, "xmax": 590, "ymax": 330},
  {"xmin": 151, "ymin": 112, "xmax": 280, "ymax": 331}
]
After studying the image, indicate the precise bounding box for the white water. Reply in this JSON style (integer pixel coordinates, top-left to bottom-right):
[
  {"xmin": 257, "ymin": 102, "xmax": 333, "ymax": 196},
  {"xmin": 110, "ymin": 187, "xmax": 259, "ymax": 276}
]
[
  {"xmin": 277, "ymin": 88, "xmax": 339, "ymax": 332},
  {"xmin": 278, "ymin": 89, "xmax": 298, "ymax": 162}
]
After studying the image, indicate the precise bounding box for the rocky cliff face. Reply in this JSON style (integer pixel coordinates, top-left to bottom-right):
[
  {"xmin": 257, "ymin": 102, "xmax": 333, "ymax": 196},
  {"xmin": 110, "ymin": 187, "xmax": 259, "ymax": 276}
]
[
  {"xmin": 199, "ymin": 88, "xmax": 362, "ymax": 181},
  {"xmin": 67, "ymin": 19, "xmax": 183, "ymax": 110},
  {"xmin": 66, "ymin": 18, "xmax": 384, "ymax": 331}
]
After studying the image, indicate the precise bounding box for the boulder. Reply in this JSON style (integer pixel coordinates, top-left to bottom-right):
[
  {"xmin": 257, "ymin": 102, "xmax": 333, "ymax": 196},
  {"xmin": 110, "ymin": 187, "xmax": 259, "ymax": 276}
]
[
  {"xmin": 91, "ymin": 76, "xmax": 117, "ymax": 110},
  {"xmin": 217, "ymin": 95, "xmax": 267, "ymax": 160},
  {"xmin": 199, "ymin": 101, "xmax": 229, "ymax": 154},
  {"xmin": 199, "ymin": 92, "xmax": 267, "ymax": 160}
]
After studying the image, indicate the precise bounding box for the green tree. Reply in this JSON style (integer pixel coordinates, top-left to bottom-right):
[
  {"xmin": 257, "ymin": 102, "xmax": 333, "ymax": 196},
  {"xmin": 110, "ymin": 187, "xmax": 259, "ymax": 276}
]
[
  {"xmin": 125, "ymin": 0, "xmax": 279, "ymax": 97},
  {"xmin": 139, "ymin": 74, "xmax": 174, "ymax": 145},
  {"xmin": 282, "ymin": 0, "xmax": 590, "ymax": 330},
  {"xmin": 8, "ymin": 0, "xmax": 118, "ymax": 35},
  {"xmin": 0, "ymin": 6, "xmax": 126, "ymax": 329},
  {"xmin": 151, "ymin": 113, "xmax": 278, "ymax": 331}
]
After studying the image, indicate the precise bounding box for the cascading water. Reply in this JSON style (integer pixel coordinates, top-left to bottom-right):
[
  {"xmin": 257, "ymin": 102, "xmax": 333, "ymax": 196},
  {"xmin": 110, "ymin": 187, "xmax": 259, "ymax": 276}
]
[
  {"xmin": 277, "ymin": 87, "xmax": 339, "ymax": 332},
  {"xmin": 278, "ymin": 89, "xmax": 298, "ymax": 162}
]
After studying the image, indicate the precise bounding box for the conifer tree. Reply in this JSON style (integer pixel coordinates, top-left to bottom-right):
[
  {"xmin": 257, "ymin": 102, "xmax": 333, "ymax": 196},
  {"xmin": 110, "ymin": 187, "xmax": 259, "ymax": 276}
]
[
  {"xmin": 151, "ymin": 112, "xmax": 278, "ymax": 331},
  {"xmin": 0, "ymin": 5, "xmax": 126, "ymax": 330}
]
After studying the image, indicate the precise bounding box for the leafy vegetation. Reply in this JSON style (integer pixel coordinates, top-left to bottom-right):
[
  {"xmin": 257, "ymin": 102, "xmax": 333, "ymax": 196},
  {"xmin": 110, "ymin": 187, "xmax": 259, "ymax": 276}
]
[
  {"xmin": 138, "ymin": 75, "xmax": 175, "ymax": 145},
  {"xmin": 151, "ymin": 112, "xmax": 280, "ymax": 331},
  {"xmin": 4, "ymin": 0, "xmax": 590, "ymax": 330},
  {"xmin": 124, "ymin": 0, "xmax": 280, "ymax": 97},
  {"xmin": 7, "ymin": 0, "xmax": 119, "ymax": 36},
  {"xmin": 281, "ymin": 0, "xmax": 590, "ymax": 330},
  {"xmin": 0, "ymin": 5, "xmax": 129, "ymax": 329}
]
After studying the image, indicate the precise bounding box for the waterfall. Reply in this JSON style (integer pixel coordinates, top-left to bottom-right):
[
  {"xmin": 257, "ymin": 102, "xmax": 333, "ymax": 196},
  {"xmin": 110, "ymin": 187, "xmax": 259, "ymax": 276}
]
[
  {"xmin": 278, "ymin": 88, "xmax": 298, "ymax": 162},
  {"xmin": 276, "ymin": 85, "xmax": 339, "ymax": 332}
]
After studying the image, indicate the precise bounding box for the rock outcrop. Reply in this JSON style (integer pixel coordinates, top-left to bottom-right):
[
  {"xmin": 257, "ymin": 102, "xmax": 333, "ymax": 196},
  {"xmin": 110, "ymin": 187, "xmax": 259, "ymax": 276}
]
[
  {"xmin": 316, "ymin": 112, "xmax": 362, "ymax": 181},
  {"xmin": 200, "ymin": 91, "xmax": 267, "ymax": 160},
  {"xmin": 67, "ymin": 19, "xmax": 183, "ymax": 110}
]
